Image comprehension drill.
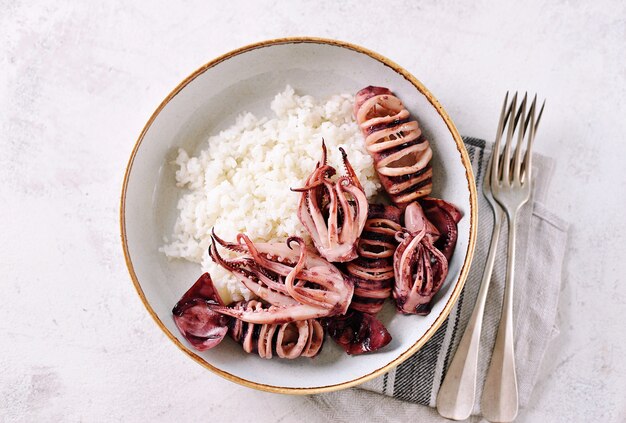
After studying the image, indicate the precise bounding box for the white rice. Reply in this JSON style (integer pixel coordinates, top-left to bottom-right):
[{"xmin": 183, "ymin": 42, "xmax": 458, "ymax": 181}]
[{"xmin": 161, "ymin": 86, "xmax": 380, "ymax": 304}]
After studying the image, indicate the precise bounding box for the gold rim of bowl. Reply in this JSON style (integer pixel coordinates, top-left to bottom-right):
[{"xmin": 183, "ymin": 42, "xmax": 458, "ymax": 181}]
[{"xmin": 120, "ymin": 36, "xmax": 478, "ymax": 395}]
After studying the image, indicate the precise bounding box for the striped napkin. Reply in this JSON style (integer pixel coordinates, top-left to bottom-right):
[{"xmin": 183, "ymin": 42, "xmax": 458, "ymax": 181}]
[{"xmin": 308, "ymin": 137, "xmax": 569, "ymax": 419}]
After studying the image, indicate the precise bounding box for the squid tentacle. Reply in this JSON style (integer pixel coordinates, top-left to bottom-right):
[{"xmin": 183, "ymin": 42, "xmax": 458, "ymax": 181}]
[
  {"xmin": 295, "ymin": 143, "xmax": 369, "ymax": 263},
  {"xmin": 226, "ymin": 300, "xmax": 325, "ymax": 359},
  {"xmin": 393, "ymin": 202, "xmax": 454, "ymax": 315},
  {"xmin": 207, "ymin": 233, "xmax": 353, "ymax": 323}
]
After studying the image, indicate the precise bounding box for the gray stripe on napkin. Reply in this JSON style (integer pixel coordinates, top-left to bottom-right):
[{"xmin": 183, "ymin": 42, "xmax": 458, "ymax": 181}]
[
  {"xmin": 393, "ymin": 319, "xmax": 448, "ymax": 403},
  {"xmin": 308, "ymin": 138, "xmax": 569, "ymax": 418}
]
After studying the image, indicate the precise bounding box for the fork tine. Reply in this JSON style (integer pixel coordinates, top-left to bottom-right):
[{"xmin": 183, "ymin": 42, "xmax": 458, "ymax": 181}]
[
  {"xmin": 491, "ymin": 91, "xmax": 510, "ymax": 189},
  {"xmin": 535, "ymin": 99, "xmax": 546, "ymax": 132},
  {"xmin": 522, "ymin": 94, "xmax": 536, "ymax": 133},
  {"xmin": 523, "ymin": 97, "xmax": 545, "ymax": 182},
  {"xmin": 513, "ymin": 93, "xmax": 528, "ymax": 184},
  {"xmin": 501, "ymin": 92, "xmax": 518, "ymax": 186},
  {"xmin": 520, "ymin": 95, "xmax": 537, "ymax": 181}
]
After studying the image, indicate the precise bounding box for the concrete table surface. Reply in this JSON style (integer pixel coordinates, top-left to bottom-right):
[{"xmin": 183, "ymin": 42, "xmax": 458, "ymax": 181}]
[{"xmin": 2, "ymin": 1, "xmax": 625, "ymax": 421}]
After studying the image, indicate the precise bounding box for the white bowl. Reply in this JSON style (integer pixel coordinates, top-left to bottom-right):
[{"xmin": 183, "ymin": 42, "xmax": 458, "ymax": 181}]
[{"xmin": 121, "ymin": 37, "xmax": 477, "ymax": 394}]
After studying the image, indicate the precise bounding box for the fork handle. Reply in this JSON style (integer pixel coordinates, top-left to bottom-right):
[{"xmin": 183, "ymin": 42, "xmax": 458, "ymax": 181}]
[
  {"xmin": 481, "ymin": 212, "xmax": 519, "ymax": 422},
  {"xmin": 437, "ymin": 209, "xmax": 504, "ymax": 420}
]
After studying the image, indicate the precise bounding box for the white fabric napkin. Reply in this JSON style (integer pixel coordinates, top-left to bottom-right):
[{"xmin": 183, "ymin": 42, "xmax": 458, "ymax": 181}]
[{"xmin": 307, "ymin": 137, "xmax": 570, "ymax": 420}]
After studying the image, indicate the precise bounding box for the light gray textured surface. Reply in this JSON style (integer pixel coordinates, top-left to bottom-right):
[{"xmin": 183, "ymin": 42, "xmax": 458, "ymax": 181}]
[{"xmin": 1, "ymin": 1, "xmax": 625, "ymax": 422}]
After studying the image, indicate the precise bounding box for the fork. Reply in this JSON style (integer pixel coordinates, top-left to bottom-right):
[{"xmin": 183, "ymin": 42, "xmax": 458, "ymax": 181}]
[
  {"xmin": 480, "ymin": 92, "xmax": 545, "ymax": 422},
  {"xmin": 436, "ymin": 134, "xmax": 506, "ymax": 419}
]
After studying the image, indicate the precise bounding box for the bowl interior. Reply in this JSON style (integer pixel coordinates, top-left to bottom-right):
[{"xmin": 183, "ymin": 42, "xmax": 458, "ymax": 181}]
[{"xmin": 122, "ymin": 40, "xmax": 474, "ymax": 392}]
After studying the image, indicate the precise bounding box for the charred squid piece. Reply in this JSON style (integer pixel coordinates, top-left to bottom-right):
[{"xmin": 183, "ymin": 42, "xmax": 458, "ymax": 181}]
[
  {"xmin": 419, "ymin": 197, "xmax": 462, "ymax": 262},
  {"xmin": 324, "ymin": 310, "xmax": 392, "ymax": 355},
  {"xmin": 208, "ymin": 232, "xmax": 354, "ymax": 324},
  {"xmin": 229, "ymin": 300, "xmax": 325, "ymax": 359},
  {"xmin": 354, "ymin": 86, "xmax": 433, "ymax": 207},
  {"xmin": 393, "ymin": 202, "xmax": 450, "ymax": 315},
  {"xmin": 345, "ymin": 259, "xmax": 394, "ymax": 314},
  {"xmin": 293, "ymin": 141, "xmax": 369, "ymax": 263},
  {"xmin": 173, "ymin": 274, "xmax": 326, "ymax": 358},
  {"xmin": 356, "ymin": 204, "xmax": 403, "ymax": 259},
  {"xmin": 172, "ymin": 273, "xmax": 230, "ymax": 351},
  {"xmin": 345, "ymin": 204, "xmax": 402, "ymax": 314}
]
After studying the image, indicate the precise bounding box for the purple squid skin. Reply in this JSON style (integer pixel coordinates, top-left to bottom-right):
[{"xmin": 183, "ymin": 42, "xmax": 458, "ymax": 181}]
[
  {"xmin": 207, "ymin": 233, "xmax": 354, "ymax": 324},
  {"xmin": 346, "ymin": 204, "xmax": 402, "ymax": 315},
  {"xmin": 172, "ymin": 273, "xmax": 230, "ymax": 351},
  {"xmin": 172, "ymin": 273, "xmax": 325, "ymax": 359},
  {"xmin": 392, "ymin": 198, "xmax": 461, "ymax": 315},
  {"xmin": 294, "ymin": 142, "xmax": 369, "ymax": 263},
  {"xmin": 354, "ymin": 86, "xmax": 434, "ymax": 206},
  {"xmin": 420, "ymin": 197, "xmax": 462, "ymax": 263},
  {"xmin": 324, "ymin": 310, "xmax": 392, "ymax": 355}
]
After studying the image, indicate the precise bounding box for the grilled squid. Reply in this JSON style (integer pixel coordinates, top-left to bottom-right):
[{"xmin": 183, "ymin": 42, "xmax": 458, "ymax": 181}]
[
  {"xmin": 207, "ymin": 233, "xmax": 354, "ymax": 323},
  {"xmin": 354, "ymin": 86, "xmax": 433, "ymax": 206},
  {"xmin": 345, "ymin": 204, "xmax": 402, "ymax": 314},
  {"xmin": 393, "ymin": 199, "xmax": 461, "ymax": 315},
  {"xmin": 293, "ymin": 142, "xmax": 369, "ymax": 263},
  {"xmin": 324, "ymin": 310, "xmax": 392, "ymax": 355},
  {"xmin": 230, "ymin": 301, "xmax": 324, "ymax": 359},
  {"xmin": 172, "ymin": 273, "xmax": 230, "ymax": 351},
  {"xmin": 172, "ymin": 274, "xmax": 324, "ymax": 358}
]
